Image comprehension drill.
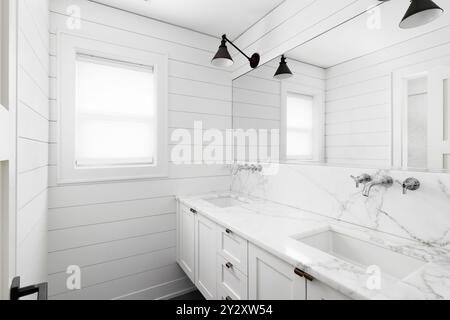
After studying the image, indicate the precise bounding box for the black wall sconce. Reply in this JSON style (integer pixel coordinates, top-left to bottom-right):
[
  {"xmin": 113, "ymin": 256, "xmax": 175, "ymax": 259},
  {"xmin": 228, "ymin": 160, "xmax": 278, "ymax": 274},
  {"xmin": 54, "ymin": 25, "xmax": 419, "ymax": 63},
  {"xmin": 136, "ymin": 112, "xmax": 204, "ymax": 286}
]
[
  {"xmin": 399, "ymin": 0, "xmax": 444, "ymax": 29},
  {"xmin": 274, "ymin": 55, "xmax": 293, "ymax": 80},
  {"xmin": 211, "ymin": 34, "xmax": 260, "ymax": 69},
  {"xmin": 379, "ymin": 0, "xmax": 444, "ymax": 29}
]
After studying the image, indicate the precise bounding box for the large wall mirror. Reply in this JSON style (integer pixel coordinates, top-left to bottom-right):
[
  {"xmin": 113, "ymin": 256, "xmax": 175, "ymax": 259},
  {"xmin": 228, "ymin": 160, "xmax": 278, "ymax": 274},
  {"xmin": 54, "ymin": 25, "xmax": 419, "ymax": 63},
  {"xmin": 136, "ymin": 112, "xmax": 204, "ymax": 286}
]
[{"xmin": 232, "ymin": 0, "xmax": 450, "ymax": 172}]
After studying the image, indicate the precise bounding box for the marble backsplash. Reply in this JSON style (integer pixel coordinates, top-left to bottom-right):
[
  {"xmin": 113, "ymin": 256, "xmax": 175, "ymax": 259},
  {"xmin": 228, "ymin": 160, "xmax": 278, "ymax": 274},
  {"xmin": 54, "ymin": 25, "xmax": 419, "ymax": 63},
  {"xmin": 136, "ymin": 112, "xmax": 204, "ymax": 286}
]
[{"xmin": 231, "ymin": 164, "xmax": 450, "ymax": 249}]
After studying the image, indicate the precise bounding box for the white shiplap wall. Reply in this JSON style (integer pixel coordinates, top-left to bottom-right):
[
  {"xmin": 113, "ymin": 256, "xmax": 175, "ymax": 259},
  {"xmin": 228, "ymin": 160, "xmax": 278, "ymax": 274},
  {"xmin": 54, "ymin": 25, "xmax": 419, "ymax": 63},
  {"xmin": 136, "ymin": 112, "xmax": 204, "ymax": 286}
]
[
  {"xmin": 324, "ymin": 26, "xmax": 450, "ymax": 167},
  {"xmin": 48, "ymin": 0, "xmax": 232, "ymax": 300},
  {"xmin": 16, "ymin": 0, "xmax": 49, "ymax": 287},
  {"xmin": 233, "ymin": 58, "xmax": 325, "ymax": 161},
  {"xmin": 231, "ymin": 0, "xmax": 380, "ymax": 78}
]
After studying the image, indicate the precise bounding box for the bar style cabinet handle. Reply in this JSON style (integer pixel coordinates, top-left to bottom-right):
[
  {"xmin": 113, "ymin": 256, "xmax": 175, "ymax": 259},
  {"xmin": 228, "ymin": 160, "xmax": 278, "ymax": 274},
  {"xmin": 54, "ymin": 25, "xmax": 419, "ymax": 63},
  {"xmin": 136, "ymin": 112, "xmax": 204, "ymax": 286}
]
[{"xmin": 294, "ymin": 268, "xmax": 314, "ymax": 282}]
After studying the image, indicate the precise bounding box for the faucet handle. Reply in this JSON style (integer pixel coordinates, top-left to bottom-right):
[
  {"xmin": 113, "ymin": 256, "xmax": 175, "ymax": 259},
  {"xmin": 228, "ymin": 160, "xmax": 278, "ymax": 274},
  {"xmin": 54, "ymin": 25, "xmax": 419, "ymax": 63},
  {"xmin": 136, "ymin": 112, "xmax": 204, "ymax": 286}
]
[
  {"xmin": 350, "ymin": 174, "xmax": 372, "ymax": 188},
  {"xmin": 396, "ymin": 178, "xmax": 420, "ymax": 195}
]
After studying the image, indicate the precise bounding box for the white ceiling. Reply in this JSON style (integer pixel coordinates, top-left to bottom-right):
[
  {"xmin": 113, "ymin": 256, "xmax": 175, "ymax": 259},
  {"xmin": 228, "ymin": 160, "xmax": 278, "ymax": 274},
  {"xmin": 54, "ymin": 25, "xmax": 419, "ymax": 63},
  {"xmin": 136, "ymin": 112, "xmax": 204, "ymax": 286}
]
[
  {"xmin": 286, "ymin": 0, "xmax": 450, "ymax": 68},
  {"xmin": 91, "ymin": 0, "xmax": 285, "ymax": 40}
]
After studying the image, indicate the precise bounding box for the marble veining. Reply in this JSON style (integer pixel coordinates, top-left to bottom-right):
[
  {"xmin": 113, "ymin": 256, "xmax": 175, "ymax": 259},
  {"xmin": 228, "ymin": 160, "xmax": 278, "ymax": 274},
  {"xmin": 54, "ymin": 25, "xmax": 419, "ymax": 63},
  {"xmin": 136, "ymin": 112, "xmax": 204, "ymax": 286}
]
[
  {"xmin": 231, "ymin": 164, "xmax": 450, "ymax": 250},
  {"xmin": 178, "ymin": 192, "xmax": 450, "ymax": 299}
]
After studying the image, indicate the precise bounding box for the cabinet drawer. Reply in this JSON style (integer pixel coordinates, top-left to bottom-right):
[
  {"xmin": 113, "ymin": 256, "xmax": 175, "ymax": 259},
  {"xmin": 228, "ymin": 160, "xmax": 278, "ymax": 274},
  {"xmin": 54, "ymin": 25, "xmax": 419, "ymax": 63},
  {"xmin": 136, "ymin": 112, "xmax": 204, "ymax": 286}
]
[
  {"xmin": 217, "ymin": 226, "xmax": 248, "ymax": 274},
  {"xmin": 217, "ymin": 255, "xmax": 248, "ymax": 300}
]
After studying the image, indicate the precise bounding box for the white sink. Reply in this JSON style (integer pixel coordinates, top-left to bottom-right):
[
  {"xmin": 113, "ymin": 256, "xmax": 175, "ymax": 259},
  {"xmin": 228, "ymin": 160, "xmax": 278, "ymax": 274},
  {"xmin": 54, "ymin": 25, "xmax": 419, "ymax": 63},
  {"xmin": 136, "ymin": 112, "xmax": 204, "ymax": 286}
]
[
  {"xmin": 205, "ymin": 196, "xmax": 245, "ymax": 208},
  {"xmin": 293, "ymin": 229, "xmax": 426, "ymax": 280}
]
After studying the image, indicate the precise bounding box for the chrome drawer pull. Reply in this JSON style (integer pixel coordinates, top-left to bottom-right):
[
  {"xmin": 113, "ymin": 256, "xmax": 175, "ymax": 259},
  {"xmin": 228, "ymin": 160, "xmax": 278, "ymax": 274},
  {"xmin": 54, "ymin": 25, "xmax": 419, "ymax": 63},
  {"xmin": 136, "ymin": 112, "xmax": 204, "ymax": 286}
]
[
  {"xmin": 190, "ymin": 208, "xmax": 197, "ymax": 214},
  {"xmin": 225, "ymin": 262, "xmax": 233, "ymax": 269},
  {"xmin": 225, "ymin": 228, "xmax": 232, "ymax": 234},
  {"xmin": 225, "ymin": 296, "xmax": 232, "ymax": 300}
]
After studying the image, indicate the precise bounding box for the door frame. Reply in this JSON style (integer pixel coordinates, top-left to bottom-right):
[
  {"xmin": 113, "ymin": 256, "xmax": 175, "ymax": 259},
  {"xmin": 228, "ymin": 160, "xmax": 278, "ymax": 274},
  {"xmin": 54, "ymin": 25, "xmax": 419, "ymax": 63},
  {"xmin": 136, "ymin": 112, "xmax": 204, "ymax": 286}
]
[
  {"xmin": 392, "ymin": 55, "xmax": 450, "ymax": 169},
  {"xmin": 0, "ymin": 0, "xmax": 18, "ymax": 300}
]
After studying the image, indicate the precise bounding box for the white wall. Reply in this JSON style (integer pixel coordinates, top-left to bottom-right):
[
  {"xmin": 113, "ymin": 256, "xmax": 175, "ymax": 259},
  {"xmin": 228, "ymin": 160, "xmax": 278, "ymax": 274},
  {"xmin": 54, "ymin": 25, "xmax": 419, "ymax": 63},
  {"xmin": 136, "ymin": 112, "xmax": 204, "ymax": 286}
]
[
  {"xmin": 48, "ymin": 0, "xmax": 232, "ymax": 300},
  {"xmin": 325, "ymin": 26, "xmax": 450, "ymax": 167},
  {"xmin": 16, "ymin": 0, "xmax": 49, "ymax": 287}
]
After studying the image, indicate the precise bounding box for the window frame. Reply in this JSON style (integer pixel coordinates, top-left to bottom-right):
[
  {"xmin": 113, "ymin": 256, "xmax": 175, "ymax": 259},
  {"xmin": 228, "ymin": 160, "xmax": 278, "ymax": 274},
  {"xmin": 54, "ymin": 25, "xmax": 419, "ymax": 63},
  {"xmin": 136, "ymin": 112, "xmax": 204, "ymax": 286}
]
[
  {"xmin": 58, "ymin": 33, "xmax": 168, "ymax": 183},
  {"xmin": 280, "ymin": 82, "xmax": 324, "ymax": 163}
]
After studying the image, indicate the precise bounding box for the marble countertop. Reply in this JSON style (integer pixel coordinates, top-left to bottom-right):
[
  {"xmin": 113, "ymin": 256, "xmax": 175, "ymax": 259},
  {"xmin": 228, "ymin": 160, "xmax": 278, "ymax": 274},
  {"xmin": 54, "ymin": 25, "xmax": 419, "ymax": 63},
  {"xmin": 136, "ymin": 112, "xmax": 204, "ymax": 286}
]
[{"xmin": 177, "ymin": 192, "xmax": 450, "ymax": 300}]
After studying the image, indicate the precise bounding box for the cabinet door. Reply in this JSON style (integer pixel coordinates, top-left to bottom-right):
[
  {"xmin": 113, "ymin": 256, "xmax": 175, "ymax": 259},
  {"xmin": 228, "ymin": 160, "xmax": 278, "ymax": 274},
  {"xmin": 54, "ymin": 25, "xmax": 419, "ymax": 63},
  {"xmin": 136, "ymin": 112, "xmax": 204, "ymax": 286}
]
[
  {"xmin": 248, "ymin": 244, "xmax": 306, "ymax": 300},
  {"xmin": 195, "ymin": 214, "xmax": 217, "ymax": 300},
  {"xmin": 307, "ymin": 280, "xmax": 350, "ymax": 300},
  {"xmin": 178, "ymin": 205, "xmax": 196, "ymax": 283}
]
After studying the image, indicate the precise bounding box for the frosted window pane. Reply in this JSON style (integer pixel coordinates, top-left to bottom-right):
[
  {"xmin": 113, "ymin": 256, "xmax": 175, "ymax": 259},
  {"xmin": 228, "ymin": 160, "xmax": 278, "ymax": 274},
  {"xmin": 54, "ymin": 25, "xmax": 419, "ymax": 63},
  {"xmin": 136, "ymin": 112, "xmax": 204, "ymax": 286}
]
[
  {"xmin": 75, "ymin": 55, "xmax": 156, "ymax": 166},
  {"xmin": 76, "ymin": 56, "xmax": 155, "ymax": 117},
  {"xmin": 286, "ymin": 94, "xmax": 313, "ymax": 129},
  {"xmin": 287, "ymin": 131, "xmax": 312, "ymax": 157},
  {"xmin": 286, "ymin": 92, "xmax": 313, "ymax": 158},
  {"xmin": 76, "ymin": 117, "xmax": 154, "ymax": 162}
]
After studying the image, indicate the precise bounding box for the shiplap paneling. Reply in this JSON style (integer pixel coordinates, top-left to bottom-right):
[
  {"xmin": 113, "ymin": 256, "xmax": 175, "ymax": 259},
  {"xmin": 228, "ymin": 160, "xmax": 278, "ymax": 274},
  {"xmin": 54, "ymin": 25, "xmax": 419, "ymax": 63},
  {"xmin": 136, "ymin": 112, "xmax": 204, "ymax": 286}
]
[
  {"xmin": 231, "ymin": 0, "xmax": 381, "ymax": 78},
  {"xmin": 48, "ymin": 0, "xmax": 231, "ymax": 300},
  {"xmin": 16, "ymin": 0, "xmax": 49, "ymax": 288},
  {"xmin": 324, "ymin": 26, "xmax": 450, "ymax": 167}
]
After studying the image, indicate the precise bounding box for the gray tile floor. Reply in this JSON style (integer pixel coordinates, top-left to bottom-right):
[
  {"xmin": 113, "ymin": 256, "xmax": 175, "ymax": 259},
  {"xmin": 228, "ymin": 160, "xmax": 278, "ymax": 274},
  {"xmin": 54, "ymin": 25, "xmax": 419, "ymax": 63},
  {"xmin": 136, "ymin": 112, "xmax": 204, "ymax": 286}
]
[{"xmin": 171, "ymin": 290, "xmax": 205, "ymax": 300}]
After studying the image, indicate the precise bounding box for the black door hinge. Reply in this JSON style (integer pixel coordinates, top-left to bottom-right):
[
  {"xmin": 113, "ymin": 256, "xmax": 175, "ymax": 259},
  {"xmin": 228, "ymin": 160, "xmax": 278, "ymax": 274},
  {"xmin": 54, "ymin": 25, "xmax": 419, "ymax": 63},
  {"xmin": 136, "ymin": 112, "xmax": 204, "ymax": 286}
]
[{"xmin": 10, "ymin": 277, "xmax": 48, "ymax": 300}]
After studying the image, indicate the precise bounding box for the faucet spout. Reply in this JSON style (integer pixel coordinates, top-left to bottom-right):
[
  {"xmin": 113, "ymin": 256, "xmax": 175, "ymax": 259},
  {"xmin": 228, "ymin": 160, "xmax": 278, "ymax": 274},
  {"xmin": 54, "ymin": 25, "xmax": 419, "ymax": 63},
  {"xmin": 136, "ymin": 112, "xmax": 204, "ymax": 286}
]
[{"xmin": 362, "ymin": 176, "xmax": 393, "ymax": 197}]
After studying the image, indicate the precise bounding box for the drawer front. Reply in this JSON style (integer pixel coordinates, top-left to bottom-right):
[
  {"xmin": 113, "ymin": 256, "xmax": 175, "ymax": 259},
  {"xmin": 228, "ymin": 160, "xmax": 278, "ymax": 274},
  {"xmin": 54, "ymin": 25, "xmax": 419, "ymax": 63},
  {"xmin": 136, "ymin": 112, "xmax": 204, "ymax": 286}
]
[
  {"xmin": 217, "ymin": 227, "xmax": 248, "ymax": 274},
  {"xmin": 217, "ymin": 255, "xmax": 248, "ymax": 300}
]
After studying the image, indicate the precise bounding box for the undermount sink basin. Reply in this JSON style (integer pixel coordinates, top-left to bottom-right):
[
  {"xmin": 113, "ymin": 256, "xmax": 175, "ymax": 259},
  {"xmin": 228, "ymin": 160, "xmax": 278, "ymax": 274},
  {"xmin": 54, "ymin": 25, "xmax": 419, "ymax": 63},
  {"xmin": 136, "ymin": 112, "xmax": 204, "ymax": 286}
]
[
  {"xmin": 205, "ymin": 196, "xmax": 245, "ymax": 208},
  {"xmin": 293, "ymin": 229, "xmax": 426, "ymax": 280}
]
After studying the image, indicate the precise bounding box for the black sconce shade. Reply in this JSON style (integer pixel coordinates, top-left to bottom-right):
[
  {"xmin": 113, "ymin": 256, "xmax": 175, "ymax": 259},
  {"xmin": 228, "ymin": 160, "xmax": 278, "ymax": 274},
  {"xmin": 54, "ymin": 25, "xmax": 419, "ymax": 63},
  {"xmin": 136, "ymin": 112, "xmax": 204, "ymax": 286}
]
[
  {"xmin": 274, "ymin": 55, "xmax": 293, "ymax": 80},
  {"xmin": 399, "ymin": 0, "xmax": 443, "ymax": 29},
  {"xmin": 211, "ymin": 35, "xmax": 260, "ymax": 69},
  {"xmin": 211, "ymin": 38, "xmax": 234, "ymax": 67}
]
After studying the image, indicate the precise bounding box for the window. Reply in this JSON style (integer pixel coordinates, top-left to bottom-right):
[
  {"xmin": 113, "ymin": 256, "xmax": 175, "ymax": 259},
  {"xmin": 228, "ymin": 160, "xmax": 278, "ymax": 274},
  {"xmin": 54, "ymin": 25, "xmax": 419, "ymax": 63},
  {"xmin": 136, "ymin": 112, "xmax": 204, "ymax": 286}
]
[
  {"xmin": 75, "ymin": 54, "xmax": 156, "ymax": 167},
  {"xmin": 59, "ymin": 34, "xmax": 168, "ymax": 183},
  {"xmin": 281, "ymin": 83, "xmax": 324, "ymax": 162},
  {"xmin": 286, "ymin": 93, "xmax": 313, "ymax": 159}
]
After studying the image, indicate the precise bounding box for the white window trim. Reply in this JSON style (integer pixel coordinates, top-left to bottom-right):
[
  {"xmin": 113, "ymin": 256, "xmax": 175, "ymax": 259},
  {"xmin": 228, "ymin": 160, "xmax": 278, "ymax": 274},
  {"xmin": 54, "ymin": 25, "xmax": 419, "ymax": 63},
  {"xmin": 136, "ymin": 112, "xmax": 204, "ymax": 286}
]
[
  {"xmin": 58, "ymin": 32, "xmax": 168, "ymax": 183},
  {"xmin": 280, "ymin": 82, "xmax": 324, "ymax": 163}
]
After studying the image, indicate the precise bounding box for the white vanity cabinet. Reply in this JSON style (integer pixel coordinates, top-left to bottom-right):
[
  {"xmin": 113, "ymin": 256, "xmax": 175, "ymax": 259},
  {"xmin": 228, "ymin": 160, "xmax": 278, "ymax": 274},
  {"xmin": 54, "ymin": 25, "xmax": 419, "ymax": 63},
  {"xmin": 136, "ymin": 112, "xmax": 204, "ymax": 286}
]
[
  {"xmin": 177, "ymin": 204, "xmax": 196, "ymax": 283},
  {"xmin": 194, "ymin": 214, "xmax": 218, "ymax": 299},
  {"xmin": 177, "ymin": 200, "xmax": 350, "ymax": 301},
  {"xmin": 248, "ymin": 244, "xmax": 349, "ymax": 300},
  {"xmin": 177, "ymin": 203, "xmax": 218, "ymax": 299},
  {"xmin": 248, "ymin": 244, "xmax": 306, "ymax": 300},
  {"xmin": 306, "ymin": 276, "xmax": 350, "ymax": 300}
]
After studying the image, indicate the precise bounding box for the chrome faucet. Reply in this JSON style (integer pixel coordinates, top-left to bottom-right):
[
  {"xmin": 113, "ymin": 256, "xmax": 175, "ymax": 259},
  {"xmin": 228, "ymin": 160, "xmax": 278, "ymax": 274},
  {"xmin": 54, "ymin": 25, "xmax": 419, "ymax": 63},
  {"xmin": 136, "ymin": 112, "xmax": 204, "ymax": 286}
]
[
  {"xmin": 362, "ymin": 175, "xmax": 393, "ymax": 197},
  {"xmin": 350, "ymin": 174, "xmax": 372, "ymax": 188},
  {"xmin": 236, "ymin": 163, "xmax": 263, "ymax": 173}
]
